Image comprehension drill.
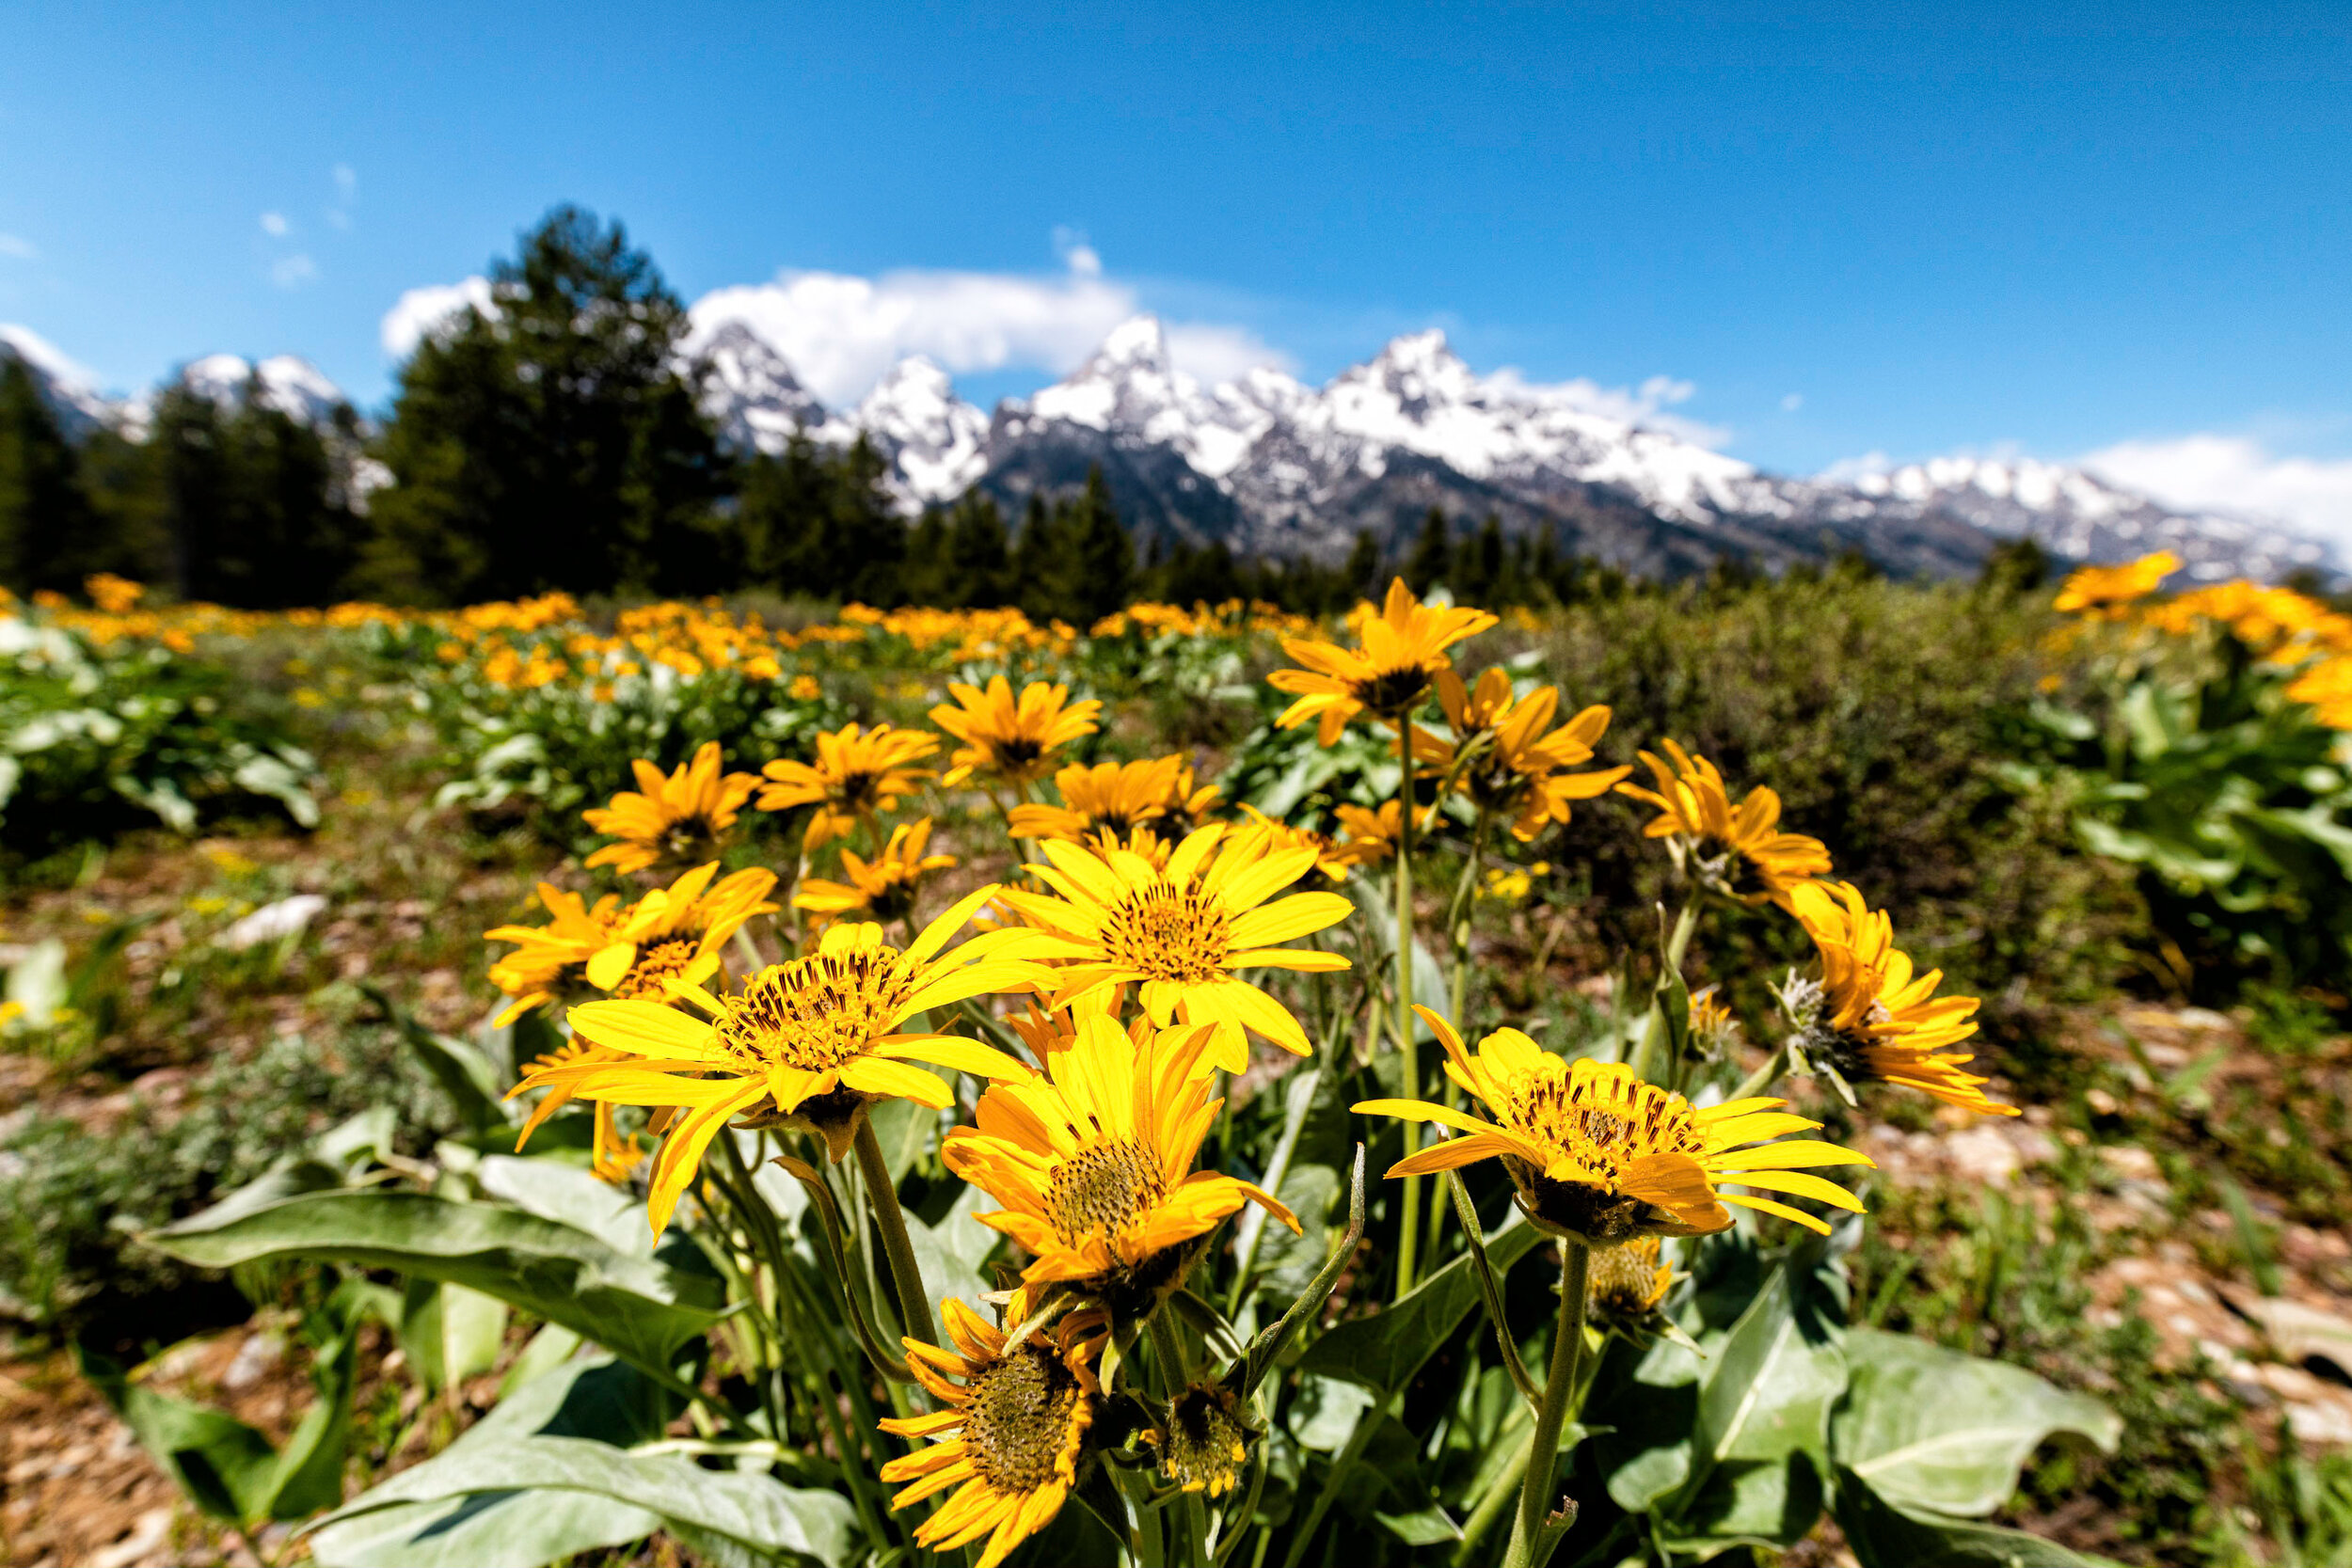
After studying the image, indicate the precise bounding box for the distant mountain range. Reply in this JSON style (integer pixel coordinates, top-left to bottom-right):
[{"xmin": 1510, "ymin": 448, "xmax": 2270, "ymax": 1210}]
[{"xmin": 7, "ymin": 316, "xmax": 2337, "ymax": 585}]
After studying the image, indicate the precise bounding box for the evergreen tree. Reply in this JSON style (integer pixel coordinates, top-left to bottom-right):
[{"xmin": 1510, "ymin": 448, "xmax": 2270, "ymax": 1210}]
[
  {"xmin": 1342, "ymin": 530, "xmax": 1383, "ymax": 601},
  {"xmin": 944, "ymin": 492, "xmax": 1011, "ymax": 606},
  {"xmin": 0, "ymin": 357, "xmax": 96, "ymax": 593},
  {"xmin": 1405, "ymin": 505, "xmax": 1452, "ymax": 594},
  {"xmin": 361, "ymin": 205, "xmax": 725, "ymax": 604},
  {"xmin": 1064, "ymin": 468, "xmax": 1133, "ymax": 623},
  {"xmin": 730, "ymin": 435, "xmax": 904, "ymax": 602},
  {"xmin": 151, "ymin": 378, "xmax": 363, "ymax": 607},
  {"xmin": 1458, "ymin": 514, "xmax": 1505, "ymax": 604}
]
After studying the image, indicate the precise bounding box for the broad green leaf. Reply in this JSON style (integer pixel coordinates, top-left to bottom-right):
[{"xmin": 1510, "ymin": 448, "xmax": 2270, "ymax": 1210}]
[
  {"xmin": 1290, "ymin": 1374, "xmax": 1376, "ymax": 1452},
  {"xmin": 151, "ymin": 1191, "xmax": 724, "ymax": 1377},
  {"xmin": 478, "ymin": 1152, "xmax": 653, "ymax": 1257},
  {"xmin": 311, "ymin": 1354, "xmax": 674, "ymax": 1568},
  {"xmin": 1835, "ymin": 1467, "xmax": 2106, "ymax": 1567},
  {"xmin": 318, "ymin": 1436, "xmax": 856, "ymax": 1567},
  {"xmin": 905, "ymin": 1180, "xmax": 999, "ymax": 1329},
  {"xmin": 1661, "ymin": 1248, "xmax": 1846, "ymax": 1545},
  {"xmin": 1375, "ymin": 1504, "xmax": 1462, "ymax": 1544},
  {"xmin": 1342, "ymin": 876, "xmax": 1448, "ymax": 1037},
  {"xmin": 369, "ymin": 987, "xmax": 513, "ymax": 1135},
  {"xmin": 78, "ymin": 1343, "xmax": 278, "ymax": 1521},
  {"xmin": 1296, "ymin": 1217, "xmax": 1543, "ymax": 1394},
  {"xmin": 1834, "ymin": 1328, "xmax": 2122, "ymax": 1518}
]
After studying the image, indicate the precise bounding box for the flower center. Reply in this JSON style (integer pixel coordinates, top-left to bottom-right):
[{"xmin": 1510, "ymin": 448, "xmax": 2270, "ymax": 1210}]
[
  {"xmin": 834, "ymin": 768, "xmax": 883, "ymax": 810},
  {"xmin": 612, "ymin": 938, "xmax": 700, "ymax": 1000},
  {"xmin": 1102, "ymin": 885, "xmax": 1231, "ymax": 985},
  {"xmin": 718, "ymin": 950, "xmax": 910, "ymax": 1070},
  {"xmin": 1045, "ymin": 1137, "xmax": 1168, "ymax": 1246},
  {"xmin": 1586, "ymin": 1236, "xmax": 1672, "ymax": 1318},
  {"xmin": 1502, "ymin": 1071, "xmax": 1702, "ymax": 1188},
  {"xmin": 962, "ymin": 1346, "xmax": 1082, "ymax": 1495},
  {"xmin": 1353, "ymin": 663, "xmax": 1437, "ymax": 716},
  {"xmin": 1158, "ymin": 1384, "xmax": 1249, "ymax": 1496},
  {"xmin": 993, "ymin": 736, "xmax": 1043, "ymax": 771}
]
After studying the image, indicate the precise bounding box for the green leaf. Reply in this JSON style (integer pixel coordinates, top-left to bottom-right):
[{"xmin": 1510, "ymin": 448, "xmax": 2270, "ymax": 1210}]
[
  {"xmin": 368, "ymin": 986, "xmax": 513, "ymax": 1136},
  {"xmin": 1833, "ymin": 1329, "xmax": 2122, "ymax": 1518},
  {"xmin": 477, "ymin": 1152, "xmax": 653, "ymax": 1257},
  {"xmin": 151, "ymin": 1191, "xmax": 724, "ymax": 1378},
  {"xmin": 1663, "ymin": 1247, "xmax": 1847, "ymax": 1545},
  {"xmin": 311, "ymin": 1354, "xmax": 675, "ymax": 1568},
  {"xmin": 1296, "ymin": 1214, "xmax": 1543, "ymax": 1395},
  {"xmin": 1375, "ymin": 1504, "xmax": 1463, "ymax": 1545},
  {"xmin": 1343, "ymin": 876, "xmax": 1448, "ymax": 1037},
  {"xmin": 77, "ymin": 1343, "xmax": 278, "ymax": 1521},
  {"xmin": 318, "ymin": 1437, "xmax": 856, "ymax": 1567},
  {"xmin": 1835, "ymin": 1467, "xmax": 2106, "ymax": 1567},
  {"xmin": 905, "ymin": 1180, "xmax": 1000, "ymax": 1330}
]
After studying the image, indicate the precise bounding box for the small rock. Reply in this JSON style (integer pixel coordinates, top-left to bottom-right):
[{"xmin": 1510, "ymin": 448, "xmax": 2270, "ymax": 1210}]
[
  {"xmin": 221, "ymin": 1331, "xmax": 284, "ymax": 1391},
  {"xmin": 89, "ymin": 1507, "xmax": 174, "ymax": 1568},
  {"xmin": 219, "ymin": 895, "xmax": 327, "ymax": 951}
]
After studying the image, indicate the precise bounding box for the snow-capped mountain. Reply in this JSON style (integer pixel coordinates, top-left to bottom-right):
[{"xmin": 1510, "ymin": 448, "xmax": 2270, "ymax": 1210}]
[
  {"xmin": 821, "ymin": 356, "xmax": 990, "ymax": 507},
  {"xmin": 172, "ymin": 354, "xmax": 349, "ymax": 427},
  {"xmin": 690, "ymin": 321, "xmax": 828, "ymax": 454},
  {"xmin": 1805, "ymin": 455, "xmax": 2331, "ymax": 583},
  {"xmin": 0, "ymin": 324, "xmax": 116, "ymax": 436}
]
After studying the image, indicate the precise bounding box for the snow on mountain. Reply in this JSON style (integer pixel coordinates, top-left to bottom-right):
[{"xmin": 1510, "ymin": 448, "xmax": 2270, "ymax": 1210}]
[
  {"xmin": 690, "ymin": 321, "xmax": 828, "ymax": 454},
  {"xmin": 821, "ymin": 356, "xmax": 989, "ymax": 509},
  {"xmin": 0, "ymin": 324, "xmax": 116, "ymax": 435},
  {"xmin": 1813, "ymin": 454, "xmax": 2332, "ymax": 583},
  {"xmin": 999, "ymin": 315, "xmax": 1295, "ymax": 481},
  {"xmin": 176, "ymin": 354, "xmax": 348, "ymax": 427}
]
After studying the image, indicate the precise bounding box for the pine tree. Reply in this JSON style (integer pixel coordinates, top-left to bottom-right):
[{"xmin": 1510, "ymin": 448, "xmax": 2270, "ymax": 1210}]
[
  {"xmin": 0, "ymin": 357, "xmax": 95, "ymax": 593},
  {"xmin": 1063, "ymin": 467, "xmax": 1132, "ymax": 624},
  {"xmin": 1406, "ymin": 505, "xmax": 1452, "ymax": 595},
  {"xmin": 1342, "ymin": 530, "xmax": 1383, "ymax": 601},
  {"xmin": 361, "ymin": 205, "xmax": 725, "ymax": 604},
  {"xmin": 945, "ymin": 493, "xmax": 1011, "ymax": 606}
]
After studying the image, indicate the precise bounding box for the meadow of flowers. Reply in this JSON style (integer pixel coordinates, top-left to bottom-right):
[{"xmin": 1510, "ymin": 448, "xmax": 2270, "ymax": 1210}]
[{"xmin": 4, "ymin": 556, "xmax": 2352, "ymax": 1568}]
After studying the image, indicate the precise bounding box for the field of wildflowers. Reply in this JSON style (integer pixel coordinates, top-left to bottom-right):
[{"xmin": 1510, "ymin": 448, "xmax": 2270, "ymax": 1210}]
[{"xmin": 2, "ymin": 556, "xmax": 2350, "ymax": 1567}]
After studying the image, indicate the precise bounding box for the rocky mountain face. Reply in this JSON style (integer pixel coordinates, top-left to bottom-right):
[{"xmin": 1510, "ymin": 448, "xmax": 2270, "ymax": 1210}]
[{"xmin": 9, "ymin": 310, "xmax": 2334, "ymax": 583}]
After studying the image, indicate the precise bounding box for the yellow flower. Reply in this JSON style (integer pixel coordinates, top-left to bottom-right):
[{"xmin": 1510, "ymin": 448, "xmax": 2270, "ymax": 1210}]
[
  {"xmin": 993, "ymin": 823, "xmax": 1354, "ymax": 1072},
  {"xmin": 582, "ymin": 741, "xmax": 760, "ymax": 875},
  {"xmin": 2054, "ymin": 550, "xmax": 2179, "ymax": 618},
  {"xmin": 2287, "ymin": 653, "xmax": 2352, "ymax": 729},
  {"xmin": 1421, "ymin": 671, "xmax": 1631, "ymax": 842},
  {"xmin": 485, "ymin": 882, "xmax": 628, "ymax": 1026},
  {"xmin": 514, "ymin": 1038, "xmax": 649, "ymax": 1181},
  {"xmin": 1268, "ymin": 578, "xmax": 1498, "ymax": 743},
  {"xmin": 1616, "ymin": 740, "xmax": 1831, "ymax": 909},
  {"xmin": 1234, "ymin": 805, "xmax": 1376, "ymax": 882},
  {"xmin": 1788, "ymin": 880, "xmax": 2017, "ymax": 1117},
  {"xmin": 755, "ymin": 722, "xmax": 939, "ymax": 851},
  {"xmin": 1151, "ymin": 1381, "xmax": 1254, "ymax": 1497},
  {"xmin": 942, "ymin": 1013, "xmax": 1298, "ymax": 1307},
  {"xmin": 585, "ymin": 863, "xmax": 779, "ymax": 1001},
  {"xmin": 793, "ymin": 817, "xmax": 957, "ymax": 927},
  {"xmin": 788, "ymin": 673, "xmax": 821, "ymax": 700},
  {"xmin": 1357, "ymin": 1007, "xmax": 1873, "ymax": 1242},
  {"xmin": 1586, "ymin": 1235, "xmax": 1675, "ymax": 1330},
  {"xmin": 1332, "ymin": 800, "xmax": 1411, "ymax": 865},
  {"xmin": 879, "ymin": 1291, "xmax": 1105, "ymax": 1568},
  {"xmin": 930, "ymin": 676, "xmax": 1102, "ymax": 789},
  {"xmin": 544, "ymin": 887, "xmax": 1037, "ymax": 1231},
  {"xmin": 1008, "ymin": 755, "xmax": 1188, "ymax": 844}
]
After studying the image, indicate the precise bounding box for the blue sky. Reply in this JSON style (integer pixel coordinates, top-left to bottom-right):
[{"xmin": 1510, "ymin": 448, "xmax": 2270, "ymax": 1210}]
[{"xmin": 4, "ymin": 2, "xmax": 2350, "ymax": 532}]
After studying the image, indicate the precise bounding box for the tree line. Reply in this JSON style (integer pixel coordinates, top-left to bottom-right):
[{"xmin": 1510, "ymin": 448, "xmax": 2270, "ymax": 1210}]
[{"xmin": 0, "ymin": 204, "xmax": 1654, "ymax": 618}]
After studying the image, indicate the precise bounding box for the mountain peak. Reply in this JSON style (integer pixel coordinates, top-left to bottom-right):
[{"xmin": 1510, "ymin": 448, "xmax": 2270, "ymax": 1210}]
[
  {"xmin": 177, "ymin": 354, "xmax": 346, "ymax": 426},
  {"xmin": 1095, "ymin": 314, "xmax": 1171, "ymax": 372}
]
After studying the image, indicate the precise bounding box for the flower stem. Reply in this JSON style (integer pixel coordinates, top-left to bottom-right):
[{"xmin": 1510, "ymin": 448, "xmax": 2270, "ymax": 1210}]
[
  {"xmin": 1149, "ymin": 1313, "xmax": 1212, "ymax": 1568},
  {"xmin": 1733, "ymin": 1034, "xmax": 1795, "ymax": 1102},
  {"xmin": 852, "ymin": 1117, "xmax": 936, "ymax": 1349},
  {"xmin": 1629, "ymin": 895, "xmax": 1702, "ymax": 1087},
  {"xmin": 1391, "ymin": 717, "xmax": 1422, "ymax": 1300},
  {"xmin": 1502, "ymin": 1241, "xmax": 1590, "ymax": 1568}
]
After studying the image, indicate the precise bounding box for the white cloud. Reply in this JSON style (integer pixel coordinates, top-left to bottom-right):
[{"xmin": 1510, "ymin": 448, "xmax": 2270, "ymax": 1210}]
[
  {"xmin": 1818, "ymin": 450, "xmax": 1893, "ymax": 484},
  {"xmin": 0, "ymin": 234, "xmax": 35, "ymax": 261},
  {"xmin": 270, "ymin": 253, "xmax": 317, "ymax": 289},
  {"xmin": 260, "ymin": 211, "xmax": 290, "ymax": 237},
  {"xmin": 379, "ymin": 275, "xmax": 497, "ymax": 356},
  {"xmin": 2082, "ymin": 433, "xmax": 2352, "ymax": 549},
  {"xmin": 1781, "ymin": 392, "xmax": 1804, "ymax": 413},
  {"xmin": 683, "ymin": 249, "xmax": 1287, "ymax": 405}
]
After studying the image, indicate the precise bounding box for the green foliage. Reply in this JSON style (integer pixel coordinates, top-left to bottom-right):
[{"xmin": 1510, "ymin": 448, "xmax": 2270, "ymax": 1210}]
[
  {"xmin": 1012, "ymin": 467, "xmax": 1135, "ymax": 625},
  {"xmin": 359, "ymin": 205, "xmax": 728, "ymax": 605},
  {"xmin": 728, "ymin": 435, "xmax": 908, "ymax": 603},
  {"xmin": 0, "ymin": 616, "xmax": 318, "ymax": 855},
  {"xmin": 148, "ymin": 383, "xmax": 366, "ymax": 607},
  {"xmin": 0, "ymin": 356, "xmax": 98, "ymax": 592},
  {"xmin": 0, "ymin": 1024, "xmax": 455, "ymax": 1331},
  {"xmin": 2017, "ymin": 630, "xmax": 2352, "ymax": 996}
]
